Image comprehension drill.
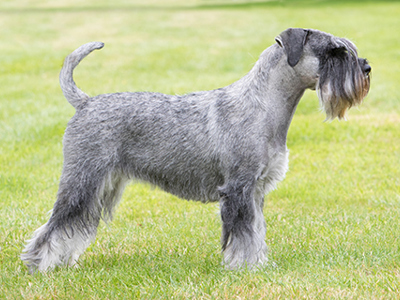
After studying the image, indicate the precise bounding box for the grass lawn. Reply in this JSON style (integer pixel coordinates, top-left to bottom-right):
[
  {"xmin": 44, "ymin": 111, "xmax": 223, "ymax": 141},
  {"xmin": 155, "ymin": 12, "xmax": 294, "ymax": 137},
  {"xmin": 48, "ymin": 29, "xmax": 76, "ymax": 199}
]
[{"xmin": 1, "ymin": 0, "xmax": 399, "ymax": 298}]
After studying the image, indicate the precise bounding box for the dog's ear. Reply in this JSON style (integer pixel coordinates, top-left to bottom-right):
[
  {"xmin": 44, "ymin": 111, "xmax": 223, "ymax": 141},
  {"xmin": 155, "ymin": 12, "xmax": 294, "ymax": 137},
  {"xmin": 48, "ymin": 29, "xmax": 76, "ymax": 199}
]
[{"xmin": 275, "ymin": 28, "xmax": 310, "ymax": 67}]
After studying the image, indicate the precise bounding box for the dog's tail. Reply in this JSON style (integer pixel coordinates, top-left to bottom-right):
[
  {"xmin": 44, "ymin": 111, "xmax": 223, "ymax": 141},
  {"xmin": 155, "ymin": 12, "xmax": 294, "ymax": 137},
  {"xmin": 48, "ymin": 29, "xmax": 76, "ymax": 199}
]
[{"xmin": 59, "ymin": 42, "xmax": 104, "ymax": 109}]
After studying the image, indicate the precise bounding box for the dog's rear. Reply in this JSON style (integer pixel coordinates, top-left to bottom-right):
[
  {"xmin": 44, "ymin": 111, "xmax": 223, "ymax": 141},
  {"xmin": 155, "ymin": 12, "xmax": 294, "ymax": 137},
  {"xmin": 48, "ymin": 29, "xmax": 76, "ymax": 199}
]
[{"xmin": 21, "ymin": 42, "xmax": 113, "ymax": 273}]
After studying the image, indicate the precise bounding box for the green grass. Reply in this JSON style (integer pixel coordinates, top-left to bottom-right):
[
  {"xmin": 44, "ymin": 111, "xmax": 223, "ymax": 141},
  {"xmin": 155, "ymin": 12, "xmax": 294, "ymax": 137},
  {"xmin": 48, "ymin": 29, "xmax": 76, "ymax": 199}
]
[{"xmin": 1, "ymin": 0, "xmax": 399, "ymax": 298}]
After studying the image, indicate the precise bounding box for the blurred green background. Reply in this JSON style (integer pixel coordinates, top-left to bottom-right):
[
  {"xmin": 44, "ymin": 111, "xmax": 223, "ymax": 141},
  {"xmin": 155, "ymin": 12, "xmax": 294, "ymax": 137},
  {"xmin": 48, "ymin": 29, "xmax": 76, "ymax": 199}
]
[{"xmin": 0, "ymin": 1, "xmax": 399, "ymax": 299}]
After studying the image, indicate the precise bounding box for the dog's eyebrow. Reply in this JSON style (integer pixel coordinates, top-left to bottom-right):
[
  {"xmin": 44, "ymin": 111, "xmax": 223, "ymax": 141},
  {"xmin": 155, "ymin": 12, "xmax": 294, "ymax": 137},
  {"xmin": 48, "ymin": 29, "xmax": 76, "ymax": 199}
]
[{"xmin": 336, "ymin": 39, "xmax": 358, "ymax": 57}]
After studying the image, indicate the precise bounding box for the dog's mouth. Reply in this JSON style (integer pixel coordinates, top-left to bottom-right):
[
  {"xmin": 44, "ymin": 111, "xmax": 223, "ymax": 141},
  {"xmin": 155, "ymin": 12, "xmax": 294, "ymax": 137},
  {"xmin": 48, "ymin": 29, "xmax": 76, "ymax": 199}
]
[{"xmin": 308, "ymin": 75, "xmax": 319, "ymax": 91}]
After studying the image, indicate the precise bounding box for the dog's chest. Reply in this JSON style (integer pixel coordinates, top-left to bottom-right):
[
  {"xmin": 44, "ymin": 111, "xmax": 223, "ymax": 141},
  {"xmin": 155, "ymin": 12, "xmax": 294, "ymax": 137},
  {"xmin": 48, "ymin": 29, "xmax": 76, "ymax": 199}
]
[{"xmin": 257, "ymin": 150, "xmax": 289, "ymax": 195}]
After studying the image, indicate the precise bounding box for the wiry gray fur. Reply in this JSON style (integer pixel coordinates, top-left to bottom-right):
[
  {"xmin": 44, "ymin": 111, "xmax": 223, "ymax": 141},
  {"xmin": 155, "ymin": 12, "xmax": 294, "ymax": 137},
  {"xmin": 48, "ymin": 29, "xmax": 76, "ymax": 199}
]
[{"xmin": 21, "ymin": 28, "xmax": 371, "ymax": 273}]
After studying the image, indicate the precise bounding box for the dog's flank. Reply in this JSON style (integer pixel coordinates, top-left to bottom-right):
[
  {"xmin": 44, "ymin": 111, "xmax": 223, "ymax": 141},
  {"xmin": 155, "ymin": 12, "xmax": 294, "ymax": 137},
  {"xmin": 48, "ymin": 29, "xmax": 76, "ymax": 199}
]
[{"xmin": 21, "ymin": 28, "xmax": 371, "ymax": 273}]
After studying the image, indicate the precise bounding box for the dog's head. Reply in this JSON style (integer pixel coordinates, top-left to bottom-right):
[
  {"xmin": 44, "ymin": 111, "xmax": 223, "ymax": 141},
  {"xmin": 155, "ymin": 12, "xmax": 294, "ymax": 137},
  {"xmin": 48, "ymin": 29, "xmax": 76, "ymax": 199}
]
[{"xmin": 275, "ymin": 28, "xmax": 371, "ymax": 120}]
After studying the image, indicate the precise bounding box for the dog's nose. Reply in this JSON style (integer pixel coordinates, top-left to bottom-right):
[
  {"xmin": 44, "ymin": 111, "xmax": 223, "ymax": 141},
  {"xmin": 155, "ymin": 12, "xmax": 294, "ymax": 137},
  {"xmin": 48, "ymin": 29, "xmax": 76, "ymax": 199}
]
[{"xmin": 363, "ymin": 64, "xmax": 371, "ymax": 75}]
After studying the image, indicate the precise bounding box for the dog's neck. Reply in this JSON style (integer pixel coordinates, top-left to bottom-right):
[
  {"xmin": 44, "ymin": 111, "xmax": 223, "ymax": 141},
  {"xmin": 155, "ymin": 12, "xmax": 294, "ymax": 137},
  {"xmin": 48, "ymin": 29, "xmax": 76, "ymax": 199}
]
[{"xmin": 228, "ymin": 45, "xmax": 309, "ymax": 147}]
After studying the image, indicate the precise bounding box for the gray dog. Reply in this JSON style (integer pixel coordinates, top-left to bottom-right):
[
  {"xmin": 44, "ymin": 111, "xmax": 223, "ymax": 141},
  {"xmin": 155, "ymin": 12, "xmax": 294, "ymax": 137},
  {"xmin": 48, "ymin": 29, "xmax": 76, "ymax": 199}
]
[{"xmin": 21, "ymin": 28, "xmax": 371, "ymax": 273}]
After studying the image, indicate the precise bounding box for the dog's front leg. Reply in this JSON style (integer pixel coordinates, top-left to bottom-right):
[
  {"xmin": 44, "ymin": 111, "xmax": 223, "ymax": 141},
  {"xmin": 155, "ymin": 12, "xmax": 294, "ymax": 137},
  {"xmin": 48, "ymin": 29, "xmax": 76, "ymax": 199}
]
[{"xmin": 219, "ymin": 180, "xmax": 267, "ymax": 269}]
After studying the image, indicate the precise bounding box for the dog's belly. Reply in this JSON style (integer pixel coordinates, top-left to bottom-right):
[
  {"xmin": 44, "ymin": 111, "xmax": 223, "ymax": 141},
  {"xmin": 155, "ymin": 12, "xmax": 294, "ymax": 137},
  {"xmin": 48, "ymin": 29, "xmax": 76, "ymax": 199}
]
[
  {"xmin": 125, "ymin": 148, "xmax": 224, "ymax": 202},
  {"xmin": 119, "ymin": 123, "xmax": 224, "ymax": 202}
]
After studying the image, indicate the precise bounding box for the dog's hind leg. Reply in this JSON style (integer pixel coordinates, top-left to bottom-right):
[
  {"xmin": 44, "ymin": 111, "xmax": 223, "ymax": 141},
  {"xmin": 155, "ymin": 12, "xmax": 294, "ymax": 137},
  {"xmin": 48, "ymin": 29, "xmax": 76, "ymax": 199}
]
[
  {"xmin": 219, "ymin": 178, "xmax": 268, "ymax": 270},
  {"xmin": 21, "ymin": 157, "xmax": 127, "ymax": 273}
]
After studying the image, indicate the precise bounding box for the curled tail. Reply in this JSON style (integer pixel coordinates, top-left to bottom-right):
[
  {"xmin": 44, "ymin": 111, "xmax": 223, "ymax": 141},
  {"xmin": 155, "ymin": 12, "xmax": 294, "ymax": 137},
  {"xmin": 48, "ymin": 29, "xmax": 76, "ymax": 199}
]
[{"xmin": 59, "ymin": 42, "xmax": 104, "ymax": 108}]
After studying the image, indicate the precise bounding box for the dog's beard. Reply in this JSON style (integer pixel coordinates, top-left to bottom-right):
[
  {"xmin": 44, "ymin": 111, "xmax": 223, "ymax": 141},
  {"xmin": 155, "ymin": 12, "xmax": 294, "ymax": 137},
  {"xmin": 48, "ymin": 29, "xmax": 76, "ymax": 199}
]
[{"xmin": 317, "ymin": 53, "xmax": 370, "ymax": 120}]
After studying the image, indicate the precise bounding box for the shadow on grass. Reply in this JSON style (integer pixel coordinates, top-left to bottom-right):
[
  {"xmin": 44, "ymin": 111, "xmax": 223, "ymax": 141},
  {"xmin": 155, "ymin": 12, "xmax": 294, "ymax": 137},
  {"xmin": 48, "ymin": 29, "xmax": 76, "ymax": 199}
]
[{"xmin": 73, "ymin": 245, "xmax": 279, "ymax": 280}]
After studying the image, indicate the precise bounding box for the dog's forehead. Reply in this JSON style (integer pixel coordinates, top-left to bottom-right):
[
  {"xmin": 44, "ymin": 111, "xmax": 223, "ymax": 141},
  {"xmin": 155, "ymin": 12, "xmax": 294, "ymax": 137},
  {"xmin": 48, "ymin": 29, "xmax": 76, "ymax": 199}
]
[{"xmin": 307, "ymin": 29, "xmax": 336, "ymax": 46}]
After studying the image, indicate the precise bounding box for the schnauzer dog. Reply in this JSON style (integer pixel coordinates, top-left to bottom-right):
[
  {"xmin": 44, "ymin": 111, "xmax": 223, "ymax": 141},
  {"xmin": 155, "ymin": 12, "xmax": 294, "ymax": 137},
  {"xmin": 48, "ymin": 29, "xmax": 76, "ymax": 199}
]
[{"xmin": 21, "ymin": 28, "xmax": 371, "ymax": 273}]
